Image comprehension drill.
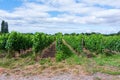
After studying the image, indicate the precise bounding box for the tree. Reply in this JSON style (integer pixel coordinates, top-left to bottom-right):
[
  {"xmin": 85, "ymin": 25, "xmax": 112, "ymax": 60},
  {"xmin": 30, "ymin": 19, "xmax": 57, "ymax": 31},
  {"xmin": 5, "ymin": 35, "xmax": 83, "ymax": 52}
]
[
  {"xmin": 117, "ymin": 31, "xmax": 120, "ymax": 35},
  {"xmin": 1, "ymin": 20, "xmax": 9, "ymax": 33}
]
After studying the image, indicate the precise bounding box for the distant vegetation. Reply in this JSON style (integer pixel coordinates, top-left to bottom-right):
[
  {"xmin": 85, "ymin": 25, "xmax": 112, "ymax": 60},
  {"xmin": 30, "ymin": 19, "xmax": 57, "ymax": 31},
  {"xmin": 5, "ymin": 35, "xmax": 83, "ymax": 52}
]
[{"xmin": 1, "ymin": 20, "xmax": 9, "ymax": 33}]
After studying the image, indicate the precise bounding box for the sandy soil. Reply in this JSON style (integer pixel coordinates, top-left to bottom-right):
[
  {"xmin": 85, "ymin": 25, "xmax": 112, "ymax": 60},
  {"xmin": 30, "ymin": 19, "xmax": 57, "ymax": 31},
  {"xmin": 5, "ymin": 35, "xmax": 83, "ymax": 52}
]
[{"xmin": 0, "ymin": 65, "xmax": 120, "ymax": 80}]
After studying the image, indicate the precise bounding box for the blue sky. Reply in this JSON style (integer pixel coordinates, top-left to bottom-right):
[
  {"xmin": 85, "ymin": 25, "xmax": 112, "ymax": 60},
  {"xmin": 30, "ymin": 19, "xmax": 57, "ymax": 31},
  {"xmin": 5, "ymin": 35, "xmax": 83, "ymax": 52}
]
[
  {"xmin": 0, "ymin": 0, "xmax": 22, "ymax": 11},
  {"xmin": 0, "ymin": 0, "xmax": 120, "ymax": 34}
]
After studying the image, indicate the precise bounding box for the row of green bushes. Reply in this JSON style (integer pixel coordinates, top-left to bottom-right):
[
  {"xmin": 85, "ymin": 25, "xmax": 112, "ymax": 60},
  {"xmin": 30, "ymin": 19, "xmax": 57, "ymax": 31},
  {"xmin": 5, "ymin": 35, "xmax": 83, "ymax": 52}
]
[
  {"xmin": 55, "ymin": 34, "xmax": 73, "ymax": 61},
  {"xmin": 64, "ymin": 34, "xmax": 120, "ymax": 54},
  {"xmin": 0, "ymin": 32, "xmax": 55, "ymax": 57}
]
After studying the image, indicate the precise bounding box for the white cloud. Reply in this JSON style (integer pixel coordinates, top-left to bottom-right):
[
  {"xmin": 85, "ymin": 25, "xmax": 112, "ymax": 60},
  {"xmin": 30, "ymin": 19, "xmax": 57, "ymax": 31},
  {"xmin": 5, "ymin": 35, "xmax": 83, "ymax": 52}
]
[
  {"xmin": 0, "ymin": 0, "xmax": 120, "ymax": 33},
  {"xmin": 81, "ymin": 0, "xmax": 120, "ymax": 8}
]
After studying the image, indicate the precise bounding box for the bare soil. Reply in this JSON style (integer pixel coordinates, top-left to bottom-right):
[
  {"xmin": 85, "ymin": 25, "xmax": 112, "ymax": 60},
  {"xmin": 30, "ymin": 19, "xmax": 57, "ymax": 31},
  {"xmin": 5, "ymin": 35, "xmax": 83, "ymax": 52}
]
[{"xmin": 41, "ymin": 41, "xmax": 56, "ymax": 58}]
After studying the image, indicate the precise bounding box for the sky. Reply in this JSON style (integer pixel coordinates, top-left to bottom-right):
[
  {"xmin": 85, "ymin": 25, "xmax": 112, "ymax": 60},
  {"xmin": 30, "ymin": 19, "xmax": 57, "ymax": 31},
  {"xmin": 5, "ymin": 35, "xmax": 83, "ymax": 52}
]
[{"xmin": 0, "ymin": 0, "xmax": 120, "ymax": 34}]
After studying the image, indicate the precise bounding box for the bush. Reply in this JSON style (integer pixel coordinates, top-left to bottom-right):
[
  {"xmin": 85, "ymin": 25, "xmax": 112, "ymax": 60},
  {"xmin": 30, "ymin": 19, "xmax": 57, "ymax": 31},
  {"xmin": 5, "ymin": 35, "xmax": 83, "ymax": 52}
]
[{"xmin": 55, "ymin": 51, "xmax": 64, "ymax": 61}]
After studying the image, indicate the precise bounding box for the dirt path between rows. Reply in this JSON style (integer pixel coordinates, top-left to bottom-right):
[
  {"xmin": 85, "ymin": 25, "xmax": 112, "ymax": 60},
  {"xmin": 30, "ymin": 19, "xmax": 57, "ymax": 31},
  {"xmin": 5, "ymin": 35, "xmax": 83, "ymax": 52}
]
[
  {"xmin": 41, "ymin": 41, "xmax": 56, "ymax": 58},
  {"xmin": 62, "ymin": 39, "xmax": 79, "ymax": 55}
]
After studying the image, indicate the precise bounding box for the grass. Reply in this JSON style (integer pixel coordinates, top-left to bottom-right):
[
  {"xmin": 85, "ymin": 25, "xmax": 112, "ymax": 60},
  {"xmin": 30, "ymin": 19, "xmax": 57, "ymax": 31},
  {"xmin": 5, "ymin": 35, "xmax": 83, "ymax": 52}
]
[
  {"xmin": 94, "ymin": 54, "xmax": 120, "ymax": 67},
  {"xmin": 0, "ymin": 52, "xmax": 36, "ymax": 69},
  {"xmin": 0, "ymin": 57, "xmax": 35, "ymax": 69},
  {"xmin": 92, "ymin": 54, "xmax": 120, "ymax": 75},
  {"xmin": 0, "ymin": 49, "xmax": 120, "ymax": 75},
  {"xmin": 65, "ymin": 53, "xmax": 120, "ymax": 75},
  {"xmin": 83, "ymin": 54, "xmax": 120, "ymax": 75},
  {"xmin": 39, "ymin": 58, "xmax": 53, "ymax": 66},
  {"xmin": 66, "ymin": 54, "xmax": 86, "ymax": 65}
]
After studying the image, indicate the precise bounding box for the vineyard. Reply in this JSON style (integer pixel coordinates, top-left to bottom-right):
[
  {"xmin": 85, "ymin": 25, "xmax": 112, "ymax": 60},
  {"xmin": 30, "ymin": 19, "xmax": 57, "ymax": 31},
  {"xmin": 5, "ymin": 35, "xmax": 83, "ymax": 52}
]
[
  {"xmin": 0, "ymin": 32, "xmax": 54, "ymax": 58},
  {"xmin": 0, "ymin": 32, "xmax": 120, "ymax": 60},
  {"xmin": 64, "ymin": 34, "xmax": 120, "ymax": 56},
  {"xmin": 0, "ymin": 32, "xmax": 120, "ymax": 79}
]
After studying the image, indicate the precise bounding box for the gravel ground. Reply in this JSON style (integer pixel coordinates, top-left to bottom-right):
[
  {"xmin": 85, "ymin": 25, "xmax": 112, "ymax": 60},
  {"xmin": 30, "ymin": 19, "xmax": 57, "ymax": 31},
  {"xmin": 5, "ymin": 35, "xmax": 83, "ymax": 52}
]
[{"xmin": 0, "ymin": 72, "xmax": 120, "ymax": 80}]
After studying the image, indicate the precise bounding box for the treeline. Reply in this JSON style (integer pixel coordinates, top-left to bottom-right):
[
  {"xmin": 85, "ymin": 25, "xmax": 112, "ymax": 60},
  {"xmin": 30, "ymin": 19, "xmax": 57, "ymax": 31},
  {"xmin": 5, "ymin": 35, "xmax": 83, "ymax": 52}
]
[{"xmin": 63, "ymin": 31, "xmax": 120, "ymax": 36}]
